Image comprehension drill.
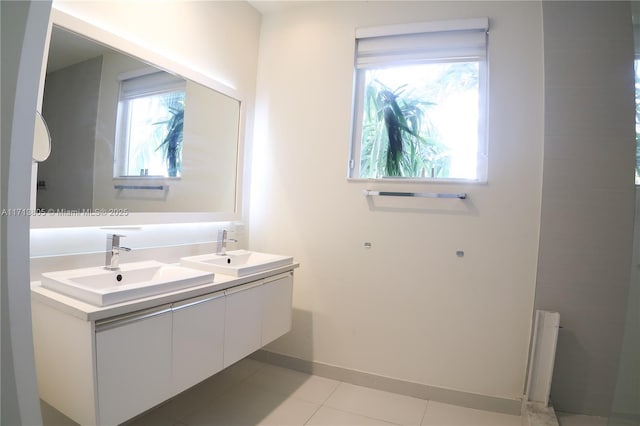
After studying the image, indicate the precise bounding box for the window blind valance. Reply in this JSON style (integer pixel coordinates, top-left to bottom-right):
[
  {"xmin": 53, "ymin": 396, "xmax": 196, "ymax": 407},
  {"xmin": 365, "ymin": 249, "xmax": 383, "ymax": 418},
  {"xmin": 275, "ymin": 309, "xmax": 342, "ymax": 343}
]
[
  {"xmin": 355, "ymin": 17, "xmax": 489, "ymax": 68},
  {"xmin": 120, "ymin": 71, "xmax": 185, "ymax": 100}
]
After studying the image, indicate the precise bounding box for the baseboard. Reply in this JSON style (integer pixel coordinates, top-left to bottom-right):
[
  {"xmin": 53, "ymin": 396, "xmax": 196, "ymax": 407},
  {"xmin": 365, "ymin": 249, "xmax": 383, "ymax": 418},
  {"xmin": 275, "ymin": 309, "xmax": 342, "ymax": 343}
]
[
  {"xmin": 608, "ymin": 412, "xmax": 640, "ymax": 425},
  {"xmin": 250, "ymin": 349, "xmax": 522, "ymax": 416},
  {"xmin": 523, "ymin": 402, "xmax": 559, "ymax": 426}
]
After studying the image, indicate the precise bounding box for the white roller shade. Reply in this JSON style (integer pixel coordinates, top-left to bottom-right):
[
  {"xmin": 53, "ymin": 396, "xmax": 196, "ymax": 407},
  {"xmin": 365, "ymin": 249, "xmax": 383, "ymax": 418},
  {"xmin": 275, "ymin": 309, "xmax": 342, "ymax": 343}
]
[
  {"xmin": 356, "ymin": 18, "xmax": 488, "ymax": 68},
  {"xmin": 120, "ymin": 71, "xmax": 185, "ymax": 100}
]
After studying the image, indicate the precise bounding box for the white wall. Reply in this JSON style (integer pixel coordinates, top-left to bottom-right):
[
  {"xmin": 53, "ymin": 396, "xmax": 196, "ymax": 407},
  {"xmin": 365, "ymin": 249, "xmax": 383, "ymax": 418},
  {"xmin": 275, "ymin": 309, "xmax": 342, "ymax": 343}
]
[
  {"xmin": 610, "ymin": 190, "xmax": 640, "ymax": 421},
  {"xmin": 28, "ymin": 1, "xmax": 260, "ymax": 247},
  {"xmin": 536, "ymin": 1, "xmax": 636, "ymax": 416},
  {"xmin": 40, "ymin": 0, "xmax": 261, "ymax": 223},
  {"xmin": 39, "ymin": 56, "xmax": 102, "ymax": 210},
  {"xmin": 52, "ymin": 0, "xmax": 260, "ymax": 101},
  {"xmin": 2, "ymin": 1, "xmax": 51, "ymax": 424},
  {"xmin": 250, "ymin": 1, "xmax": 544, "ymax": 401}
]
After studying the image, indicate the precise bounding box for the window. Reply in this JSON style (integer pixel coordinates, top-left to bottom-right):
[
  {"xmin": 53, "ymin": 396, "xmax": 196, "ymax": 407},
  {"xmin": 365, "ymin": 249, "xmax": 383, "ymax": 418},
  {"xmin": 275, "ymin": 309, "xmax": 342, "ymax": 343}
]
[
  {"xmin": 115, "ymin": 71, "xmax": 186, "ymax": 178},
  {"xmin": 349, "ymin": 19, "xmax": 489, "ymax": 181},
  {"xmin": 635, "ymin": 58, "xmax": 640, "ymax": 185}
]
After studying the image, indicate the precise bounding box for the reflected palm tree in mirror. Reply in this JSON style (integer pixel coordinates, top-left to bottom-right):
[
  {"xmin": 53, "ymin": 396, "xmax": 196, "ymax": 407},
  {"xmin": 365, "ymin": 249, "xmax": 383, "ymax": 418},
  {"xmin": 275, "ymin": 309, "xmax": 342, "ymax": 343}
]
[{"xmin": 155, "ymin": 99, "xmax": 184, "ymax": 177}]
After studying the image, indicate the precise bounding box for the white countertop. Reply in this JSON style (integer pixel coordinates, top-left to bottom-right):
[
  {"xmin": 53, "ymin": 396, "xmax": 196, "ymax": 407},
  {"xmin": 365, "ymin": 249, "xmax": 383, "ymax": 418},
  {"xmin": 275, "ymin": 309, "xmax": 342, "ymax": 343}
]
[{"xmin": 31, "ymin": 263, "xmax": 299, "ymax": 322}]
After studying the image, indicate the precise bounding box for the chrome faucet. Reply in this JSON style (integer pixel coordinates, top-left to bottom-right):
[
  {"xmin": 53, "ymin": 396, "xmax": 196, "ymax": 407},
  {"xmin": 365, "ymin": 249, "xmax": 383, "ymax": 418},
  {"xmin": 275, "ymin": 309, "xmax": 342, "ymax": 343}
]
[
  {"xmin": 216, "ymin": 229, "xmax": 237, "ymax": 255},
  {"xmin": 105, "ymin": 234, "xmax": 131, "ymax": 270}
]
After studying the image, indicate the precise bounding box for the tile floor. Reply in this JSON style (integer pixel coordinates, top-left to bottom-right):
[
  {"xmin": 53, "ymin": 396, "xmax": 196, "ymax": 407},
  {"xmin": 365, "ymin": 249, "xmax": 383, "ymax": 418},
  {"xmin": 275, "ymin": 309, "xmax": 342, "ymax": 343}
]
[
  {"xmin": 555, "ymin": 412, "xmax": 608, "ymax": 426},
  {"xmin": 42, "ymin": 358, "xmax": 525, "ymax": 426}
]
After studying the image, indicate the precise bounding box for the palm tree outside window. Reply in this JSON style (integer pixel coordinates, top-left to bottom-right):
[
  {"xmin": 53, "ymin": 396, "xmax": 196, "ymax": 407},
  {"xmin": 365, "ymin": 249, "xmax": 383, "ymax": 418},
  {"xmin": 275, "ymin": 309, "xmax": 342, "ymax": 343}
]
[
  {"xmin": 350, "ymin": 18, "xmax": 489, "ymax": 182},
  {"xmin": 115, "ymin": 71, "xmax": 186, "ymax": 178}
]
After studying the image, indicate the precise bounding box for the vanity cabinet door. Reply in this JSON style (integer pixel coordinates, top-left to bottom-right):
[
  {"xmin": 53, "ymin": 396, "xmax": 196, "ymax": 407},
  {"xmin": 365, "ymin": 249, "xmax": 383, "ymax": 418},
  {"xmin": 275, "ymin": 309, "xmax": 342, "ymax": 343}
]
[
  {"xmin": 95, "ymin": 305, "xmax": 173, "ymax": 426},
  {"xmin": 261, "ymin": 272, "xmax": 293, "ymax": 345},
  {"xmin": 172, "ymin": 291, "xmax": 225, "ymax": 394},
  {"xmin": 223, "ymin": 281, "xmax": 263, "ymax": 367}
]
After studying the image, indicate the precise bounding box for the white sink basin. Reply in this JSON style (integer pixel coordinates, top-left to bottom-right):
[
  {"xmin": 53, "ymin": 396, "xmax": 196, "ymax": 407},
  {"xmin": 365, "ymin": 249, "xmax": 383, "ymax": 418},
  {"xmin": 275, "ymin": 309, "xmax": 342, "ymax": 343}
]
[
  {"xmin": 180, "ymin": 249, "xmax": 293, "ymax": 277},
  {"xmin": 40, "ymin": 260, "xmax": 215, "ymax": 307}
]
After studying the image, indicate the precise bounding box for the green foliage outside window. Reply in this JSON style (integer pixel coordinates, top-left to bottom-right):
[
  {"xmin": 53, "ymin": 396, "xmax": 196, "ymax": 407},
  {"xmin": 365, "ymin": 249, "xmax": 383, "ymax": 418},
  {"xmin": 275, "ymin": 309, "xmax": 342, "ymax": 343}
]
[
  {"xmin": 155, "ymin": 98, "xmax": 185, "ymax": 178},
  {"xmin": 635, "ymin": 60, "xmax": 640, "ymax": 184},
  {"xmin": 360, "ymin": 80, "xmax": 444, "ymax": 178},
  {"xmin": 359, "ymin": 62, "xmax": 479, "ymax": 179}
]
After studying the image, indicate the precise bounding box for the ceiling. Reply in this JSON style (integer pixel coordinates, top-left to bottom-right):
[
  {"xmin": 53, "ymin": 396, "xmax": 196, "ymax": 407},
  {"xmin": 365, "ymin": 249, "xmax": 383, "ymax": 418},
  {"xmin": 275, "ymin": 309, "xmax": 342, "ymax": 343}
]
[
  {"xmin": 46, "ymin": 27, "xmax": 114, "ymax": 73},
  {"xmin": 247, "ymin": 0, "xmax": 308, "ymax": 15}
]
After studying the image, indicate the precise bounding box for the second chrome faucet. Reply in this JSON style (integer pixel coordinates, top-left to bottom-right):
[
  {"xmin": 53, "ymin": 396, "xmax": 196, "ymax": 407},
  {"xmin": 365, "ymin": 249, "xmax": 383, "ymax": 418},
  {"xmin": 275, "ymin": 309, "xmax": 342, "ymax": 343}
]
[
  {"xmin": 105, "ymin": 234, "xmax": 131, "ymax": 270},
  {"xmin": 216, "ymin": 229, "xmax": 237, "ymax": 255}
]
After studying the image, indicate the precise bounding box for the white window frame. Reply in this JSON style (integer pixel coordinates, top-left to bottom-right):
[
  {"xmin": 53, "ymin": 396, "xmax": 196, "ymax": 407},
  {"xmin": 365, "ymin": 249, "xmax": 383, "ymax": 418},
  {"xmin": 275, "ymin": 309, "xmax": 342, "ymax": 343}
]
[
  {"xmin": 114, "ymin": 69, "xmax": 186, "ymax": 178},
  {"xmin": 348, "ymin": 18, "xmax": 489, "ymax": 183},
  {"xmin": 634, "ymin": 56, "xmax": 640, "ymax": 186}
]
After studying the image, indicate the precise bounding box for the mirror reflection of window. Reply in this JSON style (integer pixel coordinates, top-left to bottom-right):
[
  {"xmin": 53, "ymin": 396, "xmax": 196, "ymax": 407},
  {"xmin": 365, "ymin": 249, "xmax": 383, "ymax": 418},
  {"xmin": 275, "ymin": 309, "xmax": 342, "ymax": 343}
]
[
  {"xmin": 115, "ymin": 71, "xmax": 186, "ymax": 178},
  {"xmin": 635, "ymin": 58, "xmax": 640, "ymax": 185},
  {"xmin": 36, "ymin": 25, "xmax": 241, "ymax": 215}
]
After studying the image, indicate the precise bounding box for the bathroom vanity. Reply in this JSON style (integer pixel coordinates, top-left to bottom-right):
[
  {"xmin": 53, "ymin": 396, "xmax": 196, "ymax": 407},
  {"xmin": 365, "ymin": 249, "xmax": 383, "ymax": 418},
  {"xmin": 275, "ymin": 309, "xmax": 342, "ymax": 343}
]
[{"xmin": 31, "ymin": 259, "xmax": 297, "ymax": 425}]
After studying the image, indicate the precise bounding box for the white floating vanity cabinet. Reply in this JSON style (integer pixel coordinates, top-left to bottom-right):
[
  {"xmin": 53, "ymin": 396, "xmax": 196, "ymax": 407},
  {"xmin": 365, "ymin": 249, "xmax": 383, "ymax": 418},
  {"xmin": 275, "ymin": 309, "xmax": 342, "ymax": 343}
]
[{"xmin": 31, "ymin": 269, "xmax": 294, "ymax": 425}]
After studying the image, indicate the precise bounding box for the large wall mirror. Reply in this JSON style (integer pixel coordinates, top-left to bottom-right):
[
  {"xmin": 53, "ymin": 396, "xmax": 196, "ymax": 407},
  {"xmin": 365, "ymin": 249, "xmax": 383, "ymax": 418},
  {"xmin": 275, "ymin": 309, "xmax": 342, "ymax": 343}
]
[{"xmin": 32, "ymin": 11, "xmax": 243, "ymax": 227}]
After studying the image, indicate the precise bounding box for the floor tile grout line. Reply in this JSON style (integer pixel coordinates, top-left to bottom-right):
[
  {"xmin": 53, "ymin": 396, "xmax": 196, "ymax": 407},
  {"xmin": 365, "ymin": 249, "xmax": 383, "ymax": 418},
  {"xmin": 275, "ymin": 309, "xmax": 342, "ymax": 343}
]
[
  {"xmin": 321, "ymin": 382, "xmax": 411, "ymax": 426},
  {"xmin": 315, "ymin": 405, "xmax": 405, "ymax": 426},
  {"xmin": 322, "ymin": 381, "xmax": 430, "ymax": 425},
  {"xmin": 242, "ymin": 363, "xmax": 343, "ymax": 406},
  {"xmin": 243, "ymin": 359, "xmax": 269, "ymax": 380},
  {"xmin": 171, "ymin": 360, "xmax": 269, "ymax": 425},
  {"xmin": 72, "ymin": 360, "xmax": 530, "ymax": 426},
  {"xmin": 307, "ymin": 380, "xmax": 342, "ymax": 426},
  {"xmin": 222, "ymin": 360, "xmax": 270, "ymax": 394},
  {"xmin": 419, "ymin": 399, "xmax": 430, "ymax": 426},
  {"xmin": 302, "ymin": 401, "xmax": 326, "ymax": 426},
  {"xmin": 318, "ymin": 378, "xmax": 343, "ymax": 406}
]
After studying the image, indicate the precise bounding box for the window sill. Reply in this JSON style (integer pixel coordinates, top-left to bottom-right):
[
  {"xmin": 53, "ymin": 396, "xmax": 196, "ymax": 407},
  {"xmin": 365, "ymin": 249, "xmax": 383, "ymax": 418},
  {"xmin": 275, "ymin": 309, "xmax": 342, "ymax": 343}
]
[
  {"xmin": 115, "ymin": 176, "xmax": 181, "ymax": 181},
  {"xmin": 112, "ymin": 177, "xmax": 179, "ymax": 192},
  {"xmin": 347, "ymin": 177, "xmax": 487, "ymax": 185}
]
